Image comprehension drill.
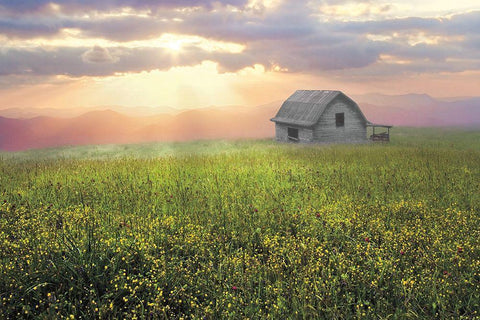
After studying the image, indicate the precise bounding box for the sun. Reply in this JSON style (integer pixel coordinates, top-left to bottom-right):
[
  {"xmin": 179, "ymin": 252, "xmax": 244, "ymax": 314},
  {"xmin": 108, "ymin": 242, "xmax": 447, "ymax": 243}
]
[
  {"xmin": 164, "ymin": 39, "xmax": 183, "ymax": 52},
  {"xmin": 154, "ymin": 34, "xmax": 188, "ymax": 53}
]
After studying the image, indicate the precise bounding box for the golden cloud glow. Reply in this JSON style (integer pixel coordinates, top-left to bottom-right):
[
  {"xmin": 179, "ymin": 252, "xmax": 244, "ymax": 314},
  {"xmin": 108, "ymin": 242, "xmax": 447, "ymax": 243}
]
[
  {"xmin": 379, "ymin": 54, "xmax": 412, "ymax": 65},
  {"xmin": 0, "ymin": 31, "xmax": 245, "ymax": 54},
  {"xmin": 406, "ymin": 33, "xmax": 465, "ymax": 46},
  {"xmin": 366, "ymin": 34, "xmax": 393, "ymax": 42},
  {"xmin": 0, "ymin": 61, "xmax": 335, "ymax": 109},
  {"xmin": 238, "ymin": 64, "xmax": 266, "ymax": 76},
  {"xmin": 0, "ymin": 0, "xmax": 478, "ymax": 113},
  {"xmin": 367, "ymin": 32, "xmax": 464, "ymax": 47},
  {"xmin": 317, "ymin": 0, "xmax": 478, "ymax": 21},
  {"xmin": 318, "ymin": 2, "xmax": 393, "ymax": 21},
  {"xmin": 96, "ymin": 7, "xmax": 152, "ymax": 18},
  {"xmin": 247, "ymin": 0, "xmax": 282, "ymax": 10}
]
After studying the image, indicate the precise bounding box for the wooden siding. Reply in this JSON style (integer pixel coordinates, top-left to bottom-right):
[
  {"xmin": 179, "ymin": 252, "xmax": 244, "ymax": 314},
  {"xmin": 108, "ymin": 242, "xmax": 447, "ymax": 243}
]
[
  {"xmin": 313, "ymin": 96, "xmax": 367, "ymax": 143},
  {"xmin": 275, "ymin": 124, "xmax": 314, "ymax": 143}
]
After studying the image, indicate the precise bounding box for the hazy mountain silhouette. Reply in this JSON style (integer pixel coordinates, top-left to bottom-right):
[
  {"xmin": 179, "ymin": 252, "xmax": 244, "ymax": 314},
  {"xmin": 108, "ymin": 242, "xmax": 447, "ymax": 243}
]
[
  {"xmin": 354, "ymin": 94, "xmax": 480, "ymax": 127},
  {"xmin": 0, "ymin": 102, "xmax": 279, "ymax": 151},
  {"xmin": 0, "ymin": 95, "xmax": 478, "ymax": 151},
  {"xmin": 0, "ymin": 105, "xmax": 183, "ymax": 119},
  {"xmin": 0, "ymin": 111, "xmax": 143, "ymax": 150}
]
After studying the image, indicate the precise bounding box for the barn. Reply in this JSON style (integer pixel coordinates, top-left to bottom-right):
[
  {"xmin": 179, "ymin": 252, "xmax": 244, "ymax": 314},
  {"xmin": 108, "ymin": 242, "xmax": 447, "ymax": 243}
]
[{"xmin": 270, "ymin": 90, "xmax": 391, "ymax": 143}]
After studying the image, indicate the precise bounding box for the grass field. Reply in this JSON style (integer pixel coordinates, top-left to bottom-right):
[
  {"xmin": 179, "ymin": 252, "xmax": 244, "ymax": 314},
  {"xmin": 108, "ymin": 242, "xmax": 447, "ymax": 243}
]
[{"xmin": 1, "ymin": 127, "xmax": 479, "ymax": 319}]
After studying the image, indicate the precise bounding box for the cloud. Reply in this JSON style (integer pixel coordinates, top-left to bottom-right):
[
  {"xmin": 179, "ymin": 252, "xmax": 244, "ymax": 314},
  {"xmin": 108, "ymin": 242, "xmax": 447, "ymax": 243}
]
[
  {"xmin": 337, "ymin": 11, "xmax": 480, "ymax": 36},
  {"xmin": 0, "ymin": 0, "xmax": 249, "ymax": 14},
  {"xmin": 82, "ymin": 46, "xmax": 117, "ymax": 63},
  {"xmin": 77, "ymin": 16, "xmax": 170, "ymax": 42},
  {"xmin": 0, "ymin": 45, "xmax": 222, "ymax": 77},
  {"xmin": 0, "ymin": 17, "xmax": 64, "ymax": 38},
  {"xmin": 0, "ymin": 0, "xmax": 479, "ymax": 84}
]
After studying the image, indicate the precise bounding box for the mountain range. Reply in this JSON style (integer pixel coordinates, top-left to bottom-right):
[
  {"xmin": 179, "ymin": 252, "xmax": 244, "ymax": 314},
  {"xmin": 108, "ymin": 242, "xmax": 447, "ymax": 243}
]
[
  {"xmin": 0, "ymin": 94, "xmax": 479, "ymax": 151},
  {"xmin": 353, "ymin": 93, "xmax": 480, "ymax": 127},
  {"xmin": 0, "ymin": 102, "xmax": 278, "ymax": 151}
]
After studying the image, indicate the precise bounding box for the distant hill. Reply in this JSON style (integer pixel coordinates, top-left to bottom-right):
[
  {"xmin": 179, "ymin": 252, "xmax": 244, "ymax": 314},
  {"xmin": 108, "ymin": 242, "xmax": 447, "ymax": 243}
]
[
  {"xmin": 0, "ymin": 94, "xmax": 479, "ymax": 151},
  {"xmin": 0, "ymin": 102, "xmax": 280, "ymax": 151},
  {"xmin": 353, "ymin": 93, "xmax": 480, "ymax": 127},
  {"xmin": 0, "ymin": 105, "xmax": 184, "ymax": 119}
]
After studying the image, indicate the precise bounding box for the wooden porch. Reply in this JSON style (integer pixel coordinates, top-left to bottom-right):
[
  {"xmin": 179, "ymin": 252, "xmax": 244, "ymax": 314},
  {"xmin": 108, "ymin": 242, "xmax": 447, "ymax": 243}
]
[{"xmin": 367, "ymin": 122, "xmax": 392, "ymax": 142}]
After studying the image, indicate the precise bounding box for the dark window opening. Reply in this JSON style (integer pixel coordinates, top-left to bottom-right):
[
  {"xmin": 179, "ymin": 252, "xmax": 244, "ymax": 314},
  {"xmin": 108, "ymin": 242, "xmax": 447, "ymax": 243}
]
[
  {"xmin": 287, "ymin": 127, "xmax": 299, "ymax": 141},
  {"xmin": 336, "ymin": 112, "xmax": 345, "ymax": 127}
]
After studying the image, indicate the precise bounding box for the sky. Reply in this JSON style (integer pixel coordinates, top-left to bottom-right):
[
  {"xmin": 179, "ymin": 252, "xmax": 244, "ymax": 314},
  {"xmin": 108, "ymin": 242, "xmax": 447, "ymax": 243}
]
[{"xmin": 0, "ymin": 0, "xmax": 479, "ymax": 110}]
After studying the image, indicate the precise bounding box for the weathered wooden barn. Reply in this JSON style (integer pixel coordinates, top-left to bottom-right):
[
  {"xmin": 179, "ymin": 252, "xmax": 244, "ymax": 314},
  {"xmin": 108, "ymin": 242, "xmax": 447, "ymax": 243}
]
[{"xmin": 271, "ymin": 90, "xmax": 391, "ymax": 143}]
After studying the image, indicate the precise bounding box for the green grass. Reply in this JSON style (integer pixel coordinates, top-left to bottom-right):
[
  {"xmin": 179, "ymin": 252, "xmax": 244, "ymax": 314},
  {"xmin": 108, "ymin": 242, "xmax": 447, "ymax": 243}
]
[{"xmin": 1, "ymin": 127, "xmax": 479, "ymax": 319}]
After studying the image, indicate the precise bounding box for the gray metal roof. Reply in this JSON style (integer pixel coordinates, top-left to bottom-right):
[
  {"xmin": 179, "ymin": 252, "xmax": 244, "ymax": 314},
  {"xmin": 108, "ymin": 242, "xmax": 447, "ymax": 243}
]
[
  {"xmin": 271, "ymin": 90, "xmax": 345, "ymax": 127},
  {"xmin": 366, "ymin": 121, "xmax": 393, "ymax": 128}
]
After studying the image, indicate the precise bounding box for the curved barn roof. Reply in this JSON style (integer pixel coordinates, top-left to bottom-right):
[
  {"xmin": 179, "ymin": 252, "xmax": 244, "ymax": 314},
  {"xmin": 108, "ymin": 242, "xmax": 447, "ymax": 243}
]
[{"xmin": 271, "ymin": 90, "xmax": 367, "ymax": 127}]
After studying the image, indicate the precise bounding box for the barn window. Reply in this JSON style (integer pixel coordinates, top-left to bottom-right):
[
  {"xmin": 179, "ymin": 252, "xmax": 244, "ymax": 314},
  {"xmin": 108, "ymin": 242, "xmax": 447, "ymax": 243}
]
[
  {"xmin": 336, "ymin": 112, "xmax": 345, "ymax": 127},
  {"xmin": 287, "ymin": 127, "xmax": 299, "ymax": 141}
]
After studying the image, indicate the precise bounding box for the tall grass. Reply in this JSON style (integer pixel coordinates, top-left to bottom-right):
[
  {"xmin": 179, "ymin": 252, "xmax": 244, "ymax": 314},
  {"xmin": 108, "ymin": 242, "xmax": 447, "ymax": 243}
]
[{"xmin": 1, "ymin": 128, "xmax": 479, "ymax": 318}]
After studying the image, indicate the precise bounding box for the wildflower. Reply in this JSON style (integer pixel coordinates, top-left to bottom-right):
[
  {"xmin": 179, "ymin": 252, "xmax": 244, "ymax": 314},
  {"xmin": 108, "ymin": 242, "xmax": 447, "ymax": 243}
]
[
  {"xmin": 119, "ymin": 221, "xmax": 130, "ymax": 228},
  {"xmin": 56, "ymin": 217, "xmax": 63, "ymax": 230},
  {"xmin": 364, "ymin": 237, "xmax": 370, "ymax": 243},
  {"xmin": 457, "ymin": 247, "xmax": 463, "ymax": 253},
  {"xmin": 400, "ymin": 250, "xmax": 405, "ymax": 255},
  {"xmin": 232, "ymin": 286, "xmax": 238, "ymax": 291}
]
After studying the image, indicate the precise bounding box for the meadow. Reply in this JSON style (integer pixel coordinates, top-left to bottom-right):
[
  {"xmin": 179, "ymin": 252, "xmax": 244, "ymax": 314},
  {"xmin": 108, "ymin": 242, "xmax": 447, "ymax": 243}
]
[{"xmin": 1, "ymin": 127, "xmax": 479, "ymax": 319}]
